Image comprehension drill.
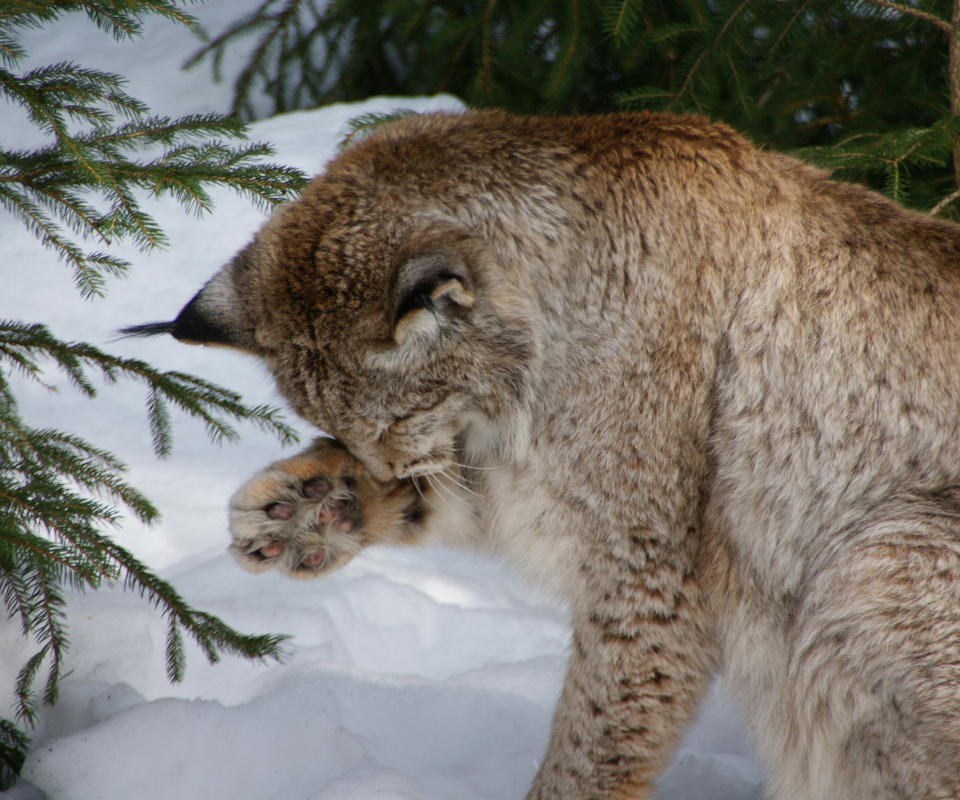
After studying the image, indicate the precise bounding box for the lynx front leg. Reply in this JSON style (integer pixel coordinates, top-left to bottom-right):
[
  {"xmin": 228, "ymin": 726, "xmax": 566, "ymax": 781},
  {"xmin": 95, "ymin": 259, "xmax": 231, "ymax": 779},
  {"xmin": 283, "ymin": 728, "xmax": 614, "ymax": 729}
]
[
  {"xmin": 228, "ymin": 438, "xmax": 434, "ymax": 579},
  {"xmin": 529, "ymin": 553, "xmax": 718, "ymax": 800}
]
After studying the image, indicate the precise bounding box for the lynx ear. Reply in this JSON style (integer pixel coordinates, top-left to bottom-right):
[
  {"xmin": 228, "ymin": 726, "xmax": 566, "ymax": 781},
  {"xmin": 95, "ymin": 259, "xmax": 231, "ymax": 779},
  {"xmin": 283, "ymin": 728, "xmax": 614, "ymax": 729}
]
[
  {"xmin": 392, "ymin": 250, "xmax": 475, "ymax": 346},
  {"xmin": 121, "ymin": 266, "xmax": 260, "ymax": 353}
]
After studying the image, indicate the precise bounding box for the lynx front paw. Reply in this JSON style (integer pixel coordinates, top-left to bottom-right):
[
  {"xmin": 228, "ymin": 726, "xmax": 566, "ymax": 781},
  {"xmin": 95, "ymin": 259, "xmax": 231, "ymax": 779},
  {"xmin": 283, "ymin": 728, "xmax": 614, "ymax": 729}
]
[{"xmin": 229, "ymin": 440, "xmax": 375, "ymax": 579}]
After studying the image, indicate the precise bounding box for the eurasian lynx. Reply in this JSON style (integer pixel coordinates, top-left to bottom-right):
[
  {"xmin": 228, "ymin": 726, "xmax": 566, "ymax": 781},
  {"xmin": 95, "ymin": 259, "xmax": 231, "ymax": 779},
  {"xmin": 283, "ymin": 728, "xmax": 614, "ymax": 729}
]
[{"xmin": 129, "ymin": 111, "xmax": 960, "ymax": 799}]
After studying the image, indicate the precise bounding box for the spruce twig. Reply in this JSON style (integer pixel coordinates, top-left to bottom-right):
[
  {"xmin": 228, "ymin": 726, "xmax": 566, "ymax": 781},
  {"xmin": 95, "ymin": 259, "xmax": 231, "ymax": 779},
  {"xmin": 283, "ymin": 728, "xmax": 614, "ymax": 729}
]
[
  {"xmin": 861, "ymin": 0, "xmax": 950, "ymax": 33},
  {"xmin": 0, "ymin": 1, "xmax": 305, "ymax": 786}
]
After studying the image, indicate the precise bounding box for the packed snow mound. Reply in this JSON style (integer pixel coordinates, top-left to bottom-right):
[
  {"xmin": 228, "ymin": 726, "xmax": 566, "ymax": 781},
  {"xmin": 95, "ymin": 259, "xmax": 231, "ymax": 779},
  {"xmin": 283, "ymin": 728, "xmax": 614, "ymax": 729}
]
[{"xmin": 9, "ymin": 545, "xmax": 760, "ymax": 800}]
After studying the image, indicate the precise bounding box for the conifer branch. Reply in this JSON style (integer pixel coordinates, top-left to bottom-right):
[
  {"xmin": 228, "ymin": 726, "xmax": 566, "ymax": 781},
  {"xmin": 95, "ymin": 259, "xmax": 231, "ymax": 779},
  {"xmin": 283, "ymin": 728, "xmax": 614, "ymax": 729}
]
[
  {"xmin": 671, "ymin": 0, "xmax": 754, "ymax": 111},
  {"xmin": 338, "ymin": 110, "xmax": 419, "ymax": 150},
  {"xmin": 861, "ymin": 0, "xmax": 950, "ymax": 34},
  {"xmin": 480, "ymin": 0, "xmax": 498, "ymax": 99},
  {"xmin": 546, "ymin": 0, "xmax": 581, "ymax": 101},
  {"xmin": 931, "ymin": 187, "xmax": 960, "ymax": 216},
  {"xmin": 604, "ymin": 0, "xmax": 642, "ymax": 44},
  {"xmin": 0, "ymin": 2, "xmax": 307, "ymax": 784},
  {"xmin": 0, "ymin": 50, "xmax": 306, "ymax": 293},
  {"xmin": 0, "ymin": 719, "xmax": 29, "ymax": 788}
]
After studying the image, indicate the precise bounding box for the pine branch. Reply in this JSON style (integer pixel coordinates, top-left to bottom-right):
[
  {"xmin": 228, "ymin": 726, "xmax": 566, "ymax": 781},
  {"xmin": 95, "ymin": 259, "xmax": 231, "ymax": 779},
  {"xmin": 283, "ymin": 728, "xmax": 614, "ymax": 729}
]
[
  {"xmin": 0, "ymin": 347, "xmax": 294, "ymax": 767},
  {"xmin": 766, "ymin": 0, "xmax": 816, "ymax": 55},
  {"xmin": 0, "ymin": 320, "xmax": 102, "ymax": 393},
  {"xmin": 0, "ymin": 719, "xmax": 28, "ymax": 789},
  {"xmin": 478, "ymin": 0, "xmax": 498, "ymax": 100},
  {"xmin": 931, "ymin": 187, "xmax": 960, "ymax": 215},
  {"xmin": 0, "ymin": 186, "xmax": 127, "ymax": 297},
  {"xmin": 338, "ymin": 109, "xmax": 419, "ymax": 150},
  {"xmin": 603, "ymin": 0, "xmax": 644, "ymax": 44},
  {"xmin": 0, "ymin": 2, "xmax": 308, "ymax": 787},
  {"xmin": 671, "ymin": 0, "xmax": 755, "ymax": 111},
  {"xmin": 0, "ymin": 319, "xmax": 298, "ymax": 761},
  {"xmin": 1, "ymin": 136, "xmax": 305, "ymax": 294},
  {"xmin": 104, "ymin": 538, "xmax": 292, "ymax": 677},
  {"xmin": 860, "ymin": 0, "xmax": 950, "ymax": 34},
  {"xmin": 186, "ymin": 0, "xmax": 319, "ymax": 119},
  {"xmin": 10, "ymin": 552, "xmax": 70, "ymax": 724},
  {"xmin": 0, "ymin": 0, "xmax": 200, "ymax": 41},
  {"xmin": 544, "ymin": 0, "xmax": 583, "ymax": 103},
  {"xmin": 0, "ymin": 322, "xmax": 300, "ymax": 456},
  {"xmin": 15, "ymin": 427, "xmax": 160, "ymax": 525},
  {"xmin": 1, "ymin": 52, "xmax": 306, "ymax": 294}
]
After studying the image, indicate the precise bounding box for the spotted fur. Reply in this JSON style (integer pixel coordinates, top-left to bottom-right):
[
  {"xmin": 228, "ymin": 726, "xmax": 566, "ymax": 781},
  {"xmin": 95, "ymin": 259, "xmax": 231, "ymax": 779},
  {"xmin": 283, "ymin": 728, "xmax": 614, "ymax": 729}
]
[{"xmin": 143, "ymin": 110, "xmax": 960, "ymax": 799}]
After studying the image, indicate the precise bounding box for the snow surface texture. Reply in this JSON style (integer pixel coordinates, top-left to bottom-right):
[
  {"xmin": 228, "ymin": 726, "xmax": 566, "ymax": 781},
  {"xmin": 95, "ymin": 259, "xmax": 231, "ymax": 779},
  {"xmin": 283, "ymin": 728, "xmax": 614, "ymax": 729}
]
[{"xmin": 1, "ymin": 2, "xmax": 762, "ymax": 797}]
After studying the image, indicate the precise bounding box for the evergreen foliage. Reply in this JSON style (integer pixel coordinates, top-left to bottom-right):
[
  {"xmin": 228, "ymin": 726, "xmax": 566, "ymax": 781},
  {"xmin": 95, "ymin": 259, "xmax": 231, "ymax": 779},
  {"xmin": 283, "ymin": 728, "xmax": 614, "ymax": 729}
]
[
  {"xmin": 0, "ymin": 0, "xmax": 307, "ymax": 786},
  {"xmin": 189, "ymin": 0, "xmax": 959, "ymax": 214}
]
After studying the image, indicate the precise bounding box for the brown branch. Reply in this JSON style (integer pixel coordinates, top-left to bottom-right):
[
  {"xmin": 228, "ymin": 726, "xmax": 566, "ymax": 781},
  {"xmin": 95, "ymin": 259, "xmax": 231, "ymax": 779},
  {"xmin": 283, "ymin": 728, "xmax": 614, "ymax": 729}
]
[
  {"xmin": 479, "ymin": 0, "xmax": 498, "ymax": 99},
  {"xmin": 951, "ymin": 0, "xmax": 960, "ymax": 190},
  {"xmin": 931, "ymin": 188, "xmax": 960, "ymax": 216},
  {"xmin": 671, "ymin": 0, "xmax": 753, "ymax": 110},
  {"xmin": 861, "ymin": 0, "xmax": 950, "ymax": 34}
]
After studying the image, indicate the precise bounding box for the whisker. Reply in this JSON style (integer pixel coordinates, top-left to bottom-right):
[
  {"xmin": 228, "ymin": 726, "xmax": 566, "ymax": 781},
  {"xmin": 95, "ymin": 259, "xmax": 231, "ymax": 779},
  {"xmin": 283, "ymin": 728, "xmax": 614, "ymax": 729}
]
[
  {"xmin": 411, "ymin": 476, "xmax": 431, "ymax": 505},
  {"xmin": 413, "ymin": 474, "xmax": 454, "ymax": 515},
  {"xmin": 450, "ymin": 460, "xmax": 498, "ymax": 471},
  {"xmin": 439, "ymin": 467, "xmax": 484, "ymax": 500},
  {"xmin": 423, "ymin": 474, "xmax": 457, "ymax": 515}
]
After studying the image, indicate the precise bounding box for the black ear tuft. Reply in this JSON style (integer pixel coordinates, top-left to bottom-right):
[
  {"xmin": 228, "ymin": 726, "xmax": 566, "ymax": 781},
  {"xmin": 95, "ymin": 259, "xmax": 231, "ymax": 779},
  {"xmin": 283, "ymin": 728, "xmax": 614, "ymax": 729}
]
[
  {"xmin": 118, "ymin": 270, "xmax": 260, "ymax": 353},
  {"xmin": 119, "ymin": 322, "xmax": 178, "ymax": 339},
  {"xmin": 116, "ymin": 290, "xmax": 234, "ymax": 347},
  {"xmin": 164, "ymin": 289, "xmax": 245, "ymax": 347}
]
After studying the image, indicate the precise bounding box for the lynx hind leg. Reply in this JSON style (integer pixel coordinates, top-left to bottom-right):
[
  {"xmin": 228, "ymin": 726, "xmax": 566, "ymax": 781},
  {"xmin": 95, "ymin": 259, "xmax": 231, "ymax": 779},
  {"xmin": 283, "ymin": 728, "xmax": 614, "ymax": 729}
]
[
  {"xmin": 769, "ymin": 516, "xmax": 960, "ymax": 800},
  {"xmin": 229, "ymin": 438, "xmax": 422, "ymax": 579}
]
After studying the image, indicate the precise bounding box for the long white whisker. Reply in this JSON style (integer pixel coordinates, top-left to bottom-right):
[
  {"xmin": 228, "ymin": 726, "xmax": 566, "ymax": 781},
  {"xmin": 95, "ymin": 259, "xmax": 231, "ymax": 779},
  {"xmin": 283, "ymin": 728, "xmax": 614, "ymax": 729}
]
[
  {"xmin": 440, "ymin": 467, "xmax": 484, "ymax": 500},
  {"xmin": 450, "ymin": 460, "xmax": 498, "ymax": 471},
  {"xmin": 411, "ymin": 476, "xmax": 435, "ymax": 509},
  {"xmin": 423, "ymin": 474, "xmax": 457, "ymax": 515}
]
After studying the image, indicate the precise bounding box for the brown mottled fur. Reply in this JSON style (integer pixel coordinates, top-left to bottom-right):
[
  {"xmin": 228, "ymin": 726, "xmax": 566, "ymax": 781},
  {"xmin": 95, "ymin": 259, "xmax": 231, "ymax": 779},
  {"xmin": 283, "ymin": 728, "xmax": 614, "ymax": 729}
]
[{"xmin": 146, "ymin": 111, "xmax": 960, "ymax": 799}]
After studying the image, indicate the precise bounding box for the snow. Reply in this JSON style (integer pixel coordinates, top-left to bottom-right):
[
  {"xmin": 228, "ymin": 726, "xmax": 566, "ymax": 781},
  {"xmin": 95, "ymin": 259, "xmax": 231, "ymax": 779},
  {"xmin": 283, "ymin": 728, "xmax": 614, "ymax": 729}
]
[{"xmin": 0, "ymin": 2, "xmax": 762, "ymax": 797}]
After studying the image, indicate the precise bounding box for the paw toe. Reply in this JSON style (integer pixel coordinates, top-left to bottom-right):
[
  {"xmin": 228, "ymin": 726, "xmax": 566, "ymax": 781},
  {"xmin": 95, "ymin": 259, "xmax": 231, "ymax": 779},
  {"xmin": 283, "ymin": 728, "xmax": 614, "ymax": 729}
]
[
  {"xmin": 230, "ymin": 450, "xmax": 369, "ymax": 579},
  {"xmin": 300, "ymin": 550, "xmax": 326, "ymax": 568},
  {"xmin": 302, "ymin": 477, "xmax": 330, "ymax": 498},
  {"xmin": 257, "ymin": 540, "xmax": 287, "ymax": 558},
  {"xmin": 266, "ymin": 502, "xmax": 297, "ymax": 521}
]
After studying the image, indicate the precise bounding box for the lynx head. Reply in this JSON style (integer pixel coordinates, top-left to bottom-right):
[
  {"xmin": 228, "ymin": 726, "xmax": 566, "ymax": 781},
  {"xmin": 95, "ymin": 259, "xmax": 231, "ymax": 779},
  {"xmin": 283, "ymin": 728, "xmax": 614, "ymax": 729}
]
[{"xmin": 126, "ymin": 113, "xmax": 541, "ymax": 481}]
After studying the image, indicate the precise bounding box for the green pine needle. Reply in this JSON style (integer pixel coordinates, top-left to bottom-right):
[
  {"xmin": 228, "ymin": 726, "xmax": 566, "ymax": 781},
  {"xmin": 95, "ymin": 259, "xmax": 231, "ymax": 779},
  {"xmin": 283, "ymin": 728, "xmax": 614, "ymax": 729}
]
[
  {"xmin": 338, "ymin": 110, "xmax": 420, "ymax": 150},
  {"xmin": 0, "ymin": 2, "xmax": 303, "ymax": 787}
]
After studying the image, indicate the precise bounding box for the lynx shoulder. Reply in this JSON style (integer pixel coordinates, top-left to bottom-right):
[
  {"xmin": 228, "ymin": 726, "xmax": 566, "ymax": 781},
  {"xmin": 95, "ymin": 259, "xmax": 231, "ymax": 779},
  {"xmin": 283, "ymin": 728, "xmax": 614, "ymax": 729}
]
[{"xmin": 129, "ymin": 110, "xmax": 960, "ymax": 800}]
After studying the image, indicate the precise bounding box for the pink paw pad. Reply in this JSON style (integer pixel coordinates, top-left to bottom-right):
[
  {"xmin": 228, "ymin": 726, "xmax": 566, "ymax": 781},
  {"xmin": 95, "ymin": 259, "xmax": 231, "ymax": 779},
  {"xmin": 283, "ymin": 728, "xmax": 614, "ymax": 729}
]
[
  {"xmin": 258, "ymin": 540, "xmax": 286, "ymax": 558},
  {"xmin": 319, "ymin": 499, "xmax": 353, "ymax": 532},
  {"xmin": 266, "ymin": 503, "xmax": 296, "ymax": 521},
  {"xmin": 252, "ymin": 475, "xmax": 356, "ymax": 565}
]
